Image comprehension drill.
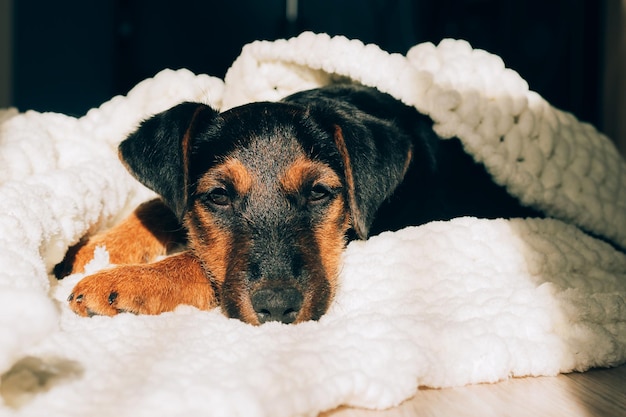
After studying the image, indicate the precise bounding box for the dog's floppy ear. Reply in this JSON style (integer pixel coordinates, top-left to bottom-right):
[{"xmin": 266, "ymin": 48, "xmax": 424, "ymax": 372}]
[
  {"xmin": 329, "ymin": 119, "xmax": 413, "ymax": 239},
  {"xmin": 119, "ymin": 102, "xmax": 219, "ymax": 219}
]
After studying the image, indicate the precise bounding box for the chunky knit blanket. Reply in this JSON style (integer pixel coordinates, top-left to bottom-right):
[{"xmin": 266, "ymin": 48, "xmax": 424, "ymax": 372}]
[{"xmin": 1, "ymin": 33, "xmax": 625, "ymax": 417}]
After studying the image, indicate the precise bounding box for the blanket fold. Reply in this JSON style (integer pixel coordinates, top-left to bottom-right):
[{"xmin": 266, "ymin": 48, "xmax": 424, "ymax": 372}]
[{"xmin": 0, "ymin": 32, "xmax": 625, "ymax": 417}]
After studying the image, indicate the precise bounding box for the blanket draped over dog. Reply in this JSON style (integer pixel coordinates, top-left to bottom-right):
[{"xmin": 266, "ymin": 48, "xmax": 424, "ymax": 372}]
[{"xmin": 1, "ymin": 32, "xmax": 625, "ymax": 417}]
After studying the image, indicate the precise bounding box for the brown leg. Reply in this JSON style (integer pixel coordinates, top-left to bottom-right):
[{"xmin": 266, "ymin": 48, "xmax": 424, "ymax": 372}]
[
  {"xmin": 68, "ymin": 251, "xmax": 216, "ymax": 316},
  {"xmin": 55, "ymin": 199, "xmax": 186, "ymax": 277}
]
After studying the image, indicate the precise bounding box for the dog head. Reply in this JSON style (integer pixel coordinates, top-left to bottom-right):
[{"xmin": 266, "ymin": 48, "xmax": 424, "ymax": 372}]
[{"xmin": 118, "ymin": 87, "xmax": 413, "ymax": 324}]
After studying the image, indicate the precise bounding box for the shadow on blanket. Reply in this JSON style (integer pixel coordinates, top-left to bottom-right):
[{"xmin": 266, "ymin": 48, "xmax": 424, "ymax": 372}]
[{"xmin": 1, "ymin": 357, "xmax": 83, "ymax": 408}]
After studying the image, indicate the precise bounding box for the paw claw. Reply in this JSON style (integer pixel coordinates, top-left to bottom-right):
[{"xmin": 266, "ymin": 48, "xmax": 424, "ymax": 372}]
[{"xmin": 108, "ymin": 292, "xmax": 118, "ymax": 305}]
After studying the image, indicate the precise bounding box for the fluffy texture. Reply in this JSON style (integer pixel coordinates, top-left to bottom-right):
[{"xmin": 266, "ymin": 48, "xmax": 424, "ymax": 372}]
[{"xmin": 0, "ymin": 33, "xmax": 625, "ymax": 417}]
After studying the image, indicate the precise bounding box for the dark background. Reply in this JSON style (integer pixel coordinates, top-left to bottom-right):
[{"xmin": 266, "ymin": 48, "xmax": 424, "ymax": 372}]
[{"xmin": 11, "ymin": 0, "xmax": 604, "ymax": 130}]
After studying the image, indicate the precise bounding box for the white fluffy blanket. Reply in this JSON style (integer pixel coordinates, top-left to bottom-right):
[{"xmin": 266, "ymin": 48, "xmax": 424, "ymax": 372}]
[{"xmin": 1, "ymin": 32, "xmax": 625, "ymax": 417}]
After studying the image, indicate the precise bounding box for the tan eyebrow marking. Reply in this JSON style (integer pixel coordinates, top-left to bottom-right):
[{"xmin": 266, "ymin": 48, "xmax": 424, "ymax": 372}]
[
  {"xmin": 196, "ymin": 158, "xmax": 254, "ymax": 195},
  {"xmin": 280, "ymin": 156, "xmax": 341, "ymax": 194}
]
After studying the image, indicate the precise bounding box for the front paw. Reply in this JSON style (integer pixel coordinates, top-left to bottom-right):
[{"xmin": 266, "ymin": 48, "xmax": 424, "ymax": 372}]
[
  {"xmin": 68, "ymin": 267, "xmax": 152, "ymax": 317},
  {"xmin": 67, "ymin": 252, "xmax": 218, "ymax": 317}
]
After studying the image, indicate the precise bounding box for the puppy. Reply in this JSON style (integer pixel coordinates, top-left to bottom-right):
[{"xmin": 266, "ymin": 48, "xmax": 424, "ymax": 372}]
[{"xmin": 59, "ymin": 84, "xmax": 540, "ymax": 324}]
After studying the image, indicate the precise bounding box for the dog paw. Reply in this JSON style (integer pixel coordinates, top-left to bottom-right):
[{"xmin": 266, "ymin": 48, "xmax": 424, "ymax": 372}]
[
  {"xmin": 67, "ymin": 267, "xmax": 152, "ymax": 317},
  {"xmin": 67, "ymin": 252, "xmax": 217, "ymax": 317}
]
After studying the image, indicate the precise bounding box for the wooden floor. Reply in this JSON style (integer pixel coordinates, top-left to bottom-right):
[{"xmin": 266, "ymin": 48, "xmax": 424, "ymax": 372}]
[{"xmin": 324, "ymin": 365, "xmax": 626, "ymax": 417}]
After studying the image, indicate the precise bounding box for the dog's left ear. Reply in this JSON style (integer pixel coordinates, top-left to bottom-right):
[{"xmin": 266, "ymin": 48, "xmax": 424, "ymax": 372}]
[
  {"xmin": 119, "ymin": 102, "xmax": 220, "ymax": 219},
  {"xmin": 287, "ymin": 89, "xmax": 415, "ymax": 239},
  {"xmin": 329, "ymin": 119, "xmax": 413, "ymax": 239}
]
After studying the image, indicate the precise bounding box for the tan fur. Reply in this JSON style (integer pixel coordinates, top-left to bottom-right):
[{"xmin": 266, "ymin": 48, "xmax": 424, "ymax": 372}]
[
  {"xmin": 196, "ymin": 158, "xmax": 254, "ymax": 196},
  {"xmin": 313, "ymin": 196, "xmax": 350, "ymax": 297},
  {"xmin": 332, "ymin": 125, "xmax": 361, "ymax": 235},
  {"xmin": 280, "ymin": 156, "xmax": 342, "ymax": 193},
  {"xmin": 184, "ymin": 200, "xmax": 232, "ymax": 286},
  {"xmin": 66, "ymin": 199, "xmax": 184, "ymax": 274},
  {"xmin": 68, "ymin": 251, "xmax": 215, "ymax": 316}
]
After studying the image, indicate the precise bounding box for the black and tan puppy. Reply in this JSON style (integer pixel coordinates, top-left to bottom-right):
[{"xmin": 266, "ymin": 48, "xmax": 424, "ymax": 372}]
[{"xmin": 60, "ymin": 84, "xmax": 539, "ymax": 324}]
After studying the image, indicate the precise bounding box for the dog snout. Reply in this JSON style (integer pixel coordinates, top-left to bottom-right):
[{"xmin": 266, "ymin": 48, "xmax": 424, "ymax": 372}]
[{"xmin": 251, "ymin": 287, "xmax": 303, "ymax": 324}]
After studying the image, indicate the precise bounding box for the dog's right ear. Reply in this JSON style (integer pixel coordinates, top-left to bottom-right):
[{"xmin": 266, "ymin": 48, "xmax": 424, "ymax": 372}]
[{"xmin": 118, "ymin": 102, "xmax": 220, "ymax": 219}]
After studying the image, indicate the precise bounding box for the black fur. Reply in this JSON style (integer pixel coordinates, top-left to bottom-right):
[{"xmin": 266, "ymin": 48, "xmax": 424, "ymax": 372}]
[
  {"xmin": 284, "ymin": 85, "xmax": 542, "ymax": 235},
  {"xmin": 120, "ymin": 103, "xmax": 219, "ymax": 219},
  {"xmin": 119, "ymin": 84, "xmax": 540, "ymax": 242}
]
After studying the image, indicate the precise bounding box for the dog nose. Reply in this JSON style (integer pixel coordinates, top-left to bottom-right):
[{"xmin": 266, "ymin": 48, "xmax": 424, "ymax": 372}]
[{"xmin": 251, "ymin": 288, "xmax": 303, "ymax": 324}]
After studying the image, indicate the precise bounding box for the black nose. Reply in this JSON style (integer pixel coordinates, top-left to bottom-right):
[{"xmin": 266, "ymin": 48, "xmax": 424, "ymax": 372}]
[{"xmin": 251, "ymin": 288, "xmax": 303, "ymax": 324}]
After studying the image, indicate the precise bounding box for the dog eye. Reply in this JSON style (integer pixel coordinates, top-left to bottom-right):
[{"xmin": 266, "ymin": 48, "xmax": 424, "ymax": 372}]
[
  {"xmin": 308, "ymin": 184, "xmax": 332, "ymax": 203},
  {"xmin": 206, "ymin": 187, "xmax": 231, "ymax": 206}
]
